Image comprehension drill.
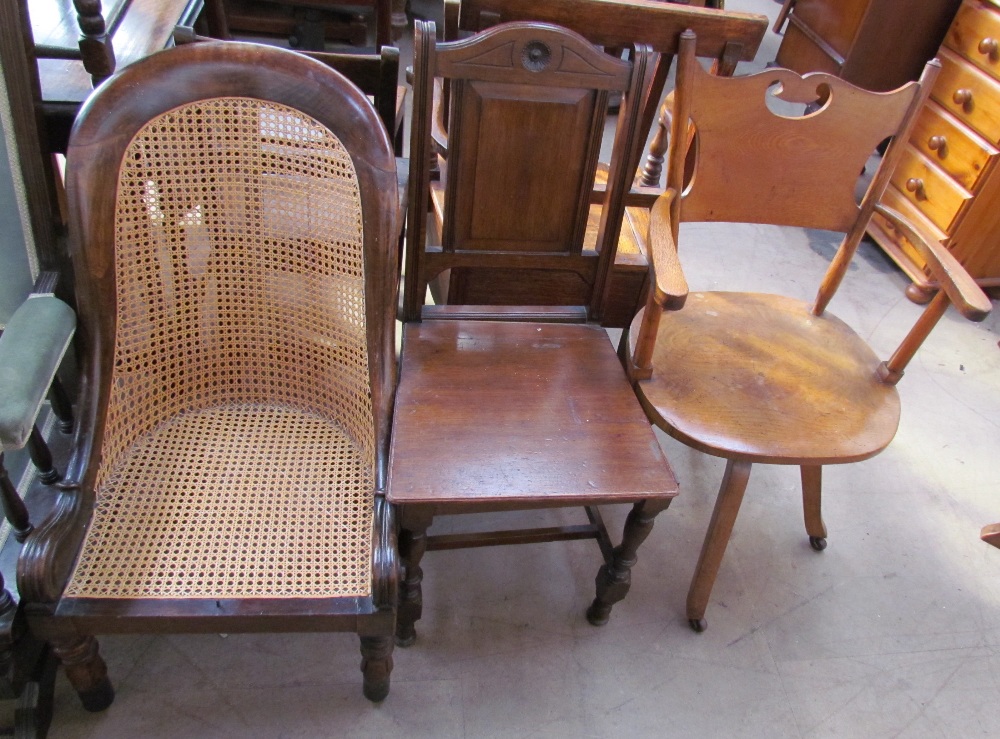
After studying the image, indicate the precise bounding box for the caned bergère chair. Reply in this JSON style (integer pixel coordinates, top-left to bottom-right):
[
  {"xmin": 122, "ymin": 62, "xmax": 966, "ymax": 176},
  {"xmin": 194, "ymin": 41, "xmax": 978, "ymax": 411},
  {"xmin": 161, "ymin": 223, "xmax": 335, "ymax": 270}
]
[
  {"xmin": 427, "ymin": 0, "xmax": 768, "ymax": 326},
  {"xmin": 16, "ymin": 40, "xmax": 402, "ymax": 709},
  {"xmin": 388, "ymin": 20, "xmax": 680, "ymax": 647},
  {"xmin": 625, "ymin": 32, "xmax": 992, "ymax": 632}
]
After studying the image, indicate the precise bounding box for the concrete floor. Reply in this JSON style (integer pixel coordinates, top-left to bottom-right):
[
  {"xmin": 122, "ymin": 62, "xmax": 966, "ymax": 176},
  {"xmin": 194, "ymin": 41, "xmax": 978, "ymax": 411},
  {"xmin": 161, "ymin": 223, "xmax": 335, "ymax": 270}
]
[{"xmin": 44, "ymin": 0, "xmax": 1000, "ymax": 736}]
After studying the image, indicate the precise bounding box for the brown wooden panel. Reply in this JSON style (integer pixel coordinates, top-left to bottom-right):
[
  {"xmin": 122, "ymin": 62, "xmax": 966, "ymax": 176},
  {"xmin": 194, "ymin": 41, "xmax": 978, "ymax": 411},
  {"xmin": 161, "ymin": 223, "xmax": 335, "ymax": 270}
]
[
  {"xmin": 774, "ymin": 21, "xmax": 843, "ymax": 77},
  {"xmin": 458, "ymin": 0, "xmax": 767, "ymax": 60},
  {"xmin": 446, "ymin": 82, "xmax": 598, "ymax": 253},
  {"xmin": 787, "ymin": 0, "xmax": 870, "ymax": 58}
]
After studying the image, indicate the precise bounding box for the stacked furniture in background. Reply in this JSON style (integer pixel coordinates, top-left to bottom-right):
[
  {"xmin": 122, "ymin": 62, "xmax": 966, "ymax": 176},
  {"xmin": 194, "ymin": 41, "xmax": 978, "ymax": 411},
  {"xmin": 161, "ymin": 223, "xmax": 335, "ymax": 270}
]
[{"xmin": 865, "ymin": 0, "xmax": 1000, "ymax": 301}]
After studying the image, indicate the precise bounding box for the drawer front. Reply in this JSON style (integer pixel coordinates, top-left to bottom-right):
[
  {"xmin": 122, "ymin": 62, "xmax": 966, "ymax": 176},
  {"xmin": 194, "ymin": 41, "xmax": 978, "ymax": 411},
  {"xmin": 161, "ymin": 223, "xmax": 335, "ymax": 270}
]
[
  {"xmin": 932, "ymin": 47, "xmax": 1000, "ymax": 143},
  {"xmin": 946, "ymin": 1, "xmax": 1000, "ymax": 80},
  {"xmin": 909, "ymin": 101, "xmax": 999, "ymax": 190},
  {"xmin": 889, "ymin": 144, "xmax": 973, "ymax": 233}
]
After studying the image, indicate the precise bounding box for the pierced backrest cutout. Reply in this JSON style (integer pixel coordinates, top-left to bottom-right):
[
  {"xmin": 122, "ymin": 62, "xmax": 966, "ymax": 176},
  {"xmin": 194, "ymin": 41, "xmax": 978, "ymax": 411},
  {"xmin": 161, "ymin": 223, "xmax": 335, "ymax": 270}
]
[{"xmin": 671, "ymin": 37, "xmax": 922, "ymax": 232}]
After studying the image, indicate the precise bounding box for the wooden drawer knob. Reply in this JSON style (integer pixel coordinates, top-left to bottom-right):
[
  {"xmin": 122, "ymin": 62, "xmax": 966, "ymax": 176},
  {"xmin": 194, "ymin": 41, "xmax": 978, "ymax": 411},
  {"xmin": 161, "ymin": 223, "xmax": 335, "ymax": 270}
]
[
  {"xmin": 953, "ymin": 88, "xmax": 974, "ymax": 109},
  {"xmin": 927, "ymin": 135, "xmax": 947, "ymax": 153},
  {"xmin": 979, "ymin": 38, "xmax": 999, "ymax": 60},
  {"xmin": 905, "ymin": 177, "xmax": 927, "ymax": 200}
]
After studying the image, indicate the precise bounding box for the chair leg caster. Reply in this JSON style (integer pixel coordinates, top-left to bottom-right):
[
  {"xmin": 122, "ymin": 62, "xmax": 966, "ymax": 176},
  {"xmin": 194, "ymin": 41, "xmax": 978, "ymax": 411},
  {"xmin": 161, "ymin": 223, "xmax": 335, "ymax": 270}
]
[
  {"xmin": 78, "ymin": 676, "xmax": 115, "ymax": 712},
  {"xmin": 585, "ymin": 600, "xmax": 611, "ymax": 626},
  {"xmin": 809, "ymin": 536, "xmax": 827, "ymax": 551},
  {"xmin": 689, "ymin": 618, "xmax": 707, "ymax": 633}
]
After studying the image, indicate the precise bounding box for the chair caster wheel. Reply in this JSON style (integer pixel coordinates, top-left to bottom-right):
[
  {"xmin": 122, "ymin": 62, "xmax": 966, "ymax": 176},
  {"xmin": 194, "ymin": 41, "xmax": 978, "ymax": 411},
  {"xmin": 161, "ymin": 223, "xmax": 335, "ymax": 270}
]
[
  {"xmin": 809, "ymin": 536, "xmax": 827, "ymax": 551},
  {"xmin": 689, "ymin": 618, "xmax": 706, "ymax": 633}
]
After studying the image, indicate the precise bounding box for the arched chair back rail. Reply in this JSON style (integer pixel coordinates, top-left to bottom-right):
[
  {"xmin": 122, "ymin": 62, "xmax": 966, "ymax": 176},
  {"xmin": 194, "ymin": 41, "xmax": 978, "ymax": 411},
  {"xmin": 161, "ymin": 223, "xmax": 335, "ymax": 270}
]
[
  {"xmin": 426, "ymin": 0, "xmax": 769, "ymax": 326},
  {"xmin": 388, "ymin": 20, "xmax": 679, "ymax": 648},
  {"xmin": 16, "ymin": 41, "xmax": 402, "ymax": 711},
  {"xmin": 626, "ymin": 31, "xmax": 992, "ymax": 633}
]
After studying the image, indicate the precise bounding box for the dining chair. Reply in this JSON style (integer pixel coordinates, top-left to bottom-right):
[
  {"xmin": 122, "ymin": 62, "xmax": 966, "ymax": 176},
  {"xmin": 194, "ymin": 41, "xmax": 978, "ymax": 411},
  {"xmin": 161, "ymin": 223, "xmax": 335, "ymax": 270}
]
[
  {"xmin": 624, "ymin": 30, "xmax": 992, "ymax": 632},
  {"xmin": 388, "ymin": 19, "xmax": 681, "ymax": 647}
]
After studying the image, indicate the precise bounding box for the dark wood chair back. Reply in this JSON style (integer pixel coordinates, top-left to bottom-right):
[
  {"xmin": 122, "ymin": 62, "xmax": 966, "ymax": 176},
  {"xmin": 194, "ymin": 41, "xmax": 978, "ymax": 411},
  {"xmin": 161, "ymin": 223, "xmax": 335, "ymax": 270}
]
[{"xmin": 404, "ymin": 20, "xmax": 650, "ymax": 322}]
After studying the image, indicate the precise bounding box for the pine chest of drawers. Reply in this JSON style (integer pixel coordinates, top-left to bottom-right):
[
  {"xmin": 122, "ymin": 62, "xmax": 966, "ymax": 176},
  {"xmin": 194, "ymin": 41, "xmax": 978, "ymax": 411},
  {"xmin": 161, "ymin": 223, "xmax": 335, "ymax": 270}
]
[{"xmin": 869, "ymin": 0, "xmax": 1000, "ymax": 300}]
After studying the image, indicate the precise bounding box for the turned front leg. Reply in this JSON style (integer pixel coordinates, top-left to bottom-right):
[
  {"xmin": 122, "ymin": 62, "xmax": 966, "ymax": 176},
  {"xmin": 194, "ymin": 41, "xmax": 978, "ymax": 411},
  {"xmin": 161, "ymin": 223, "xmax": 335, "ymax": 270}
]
[
  {"xmin": 52, "ymin": 634, "xmax": 114, "ymax": 712},
  {"xmin": 359, "ymin": 635, "xmax": 394, "ymax": 702},
  {"xmin": 396, "ymin": 510, "xmax": 432, "ymax": 647},
  {"xmin": 587, "ymin": 498, "xmax": 672, "ymax": 626}
]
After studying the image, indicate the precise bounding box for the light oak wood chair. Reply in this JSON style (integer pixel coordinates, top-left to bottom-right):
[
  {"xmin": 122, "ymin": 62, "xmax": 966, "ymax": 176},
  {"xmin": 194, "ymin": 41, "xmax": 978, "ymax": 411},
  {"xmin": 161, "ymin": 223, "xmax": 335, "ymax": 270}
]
[
  {"xmin": 16, "ymin": 40, "xmax": 401, "ymax": 711},
  {"xmin": 389, "ymin": 20, "xmax": 680, "ymax": 647},
  {"xmin": 625, "ymin": 31, "xmax": 993, "ymax": 632}
]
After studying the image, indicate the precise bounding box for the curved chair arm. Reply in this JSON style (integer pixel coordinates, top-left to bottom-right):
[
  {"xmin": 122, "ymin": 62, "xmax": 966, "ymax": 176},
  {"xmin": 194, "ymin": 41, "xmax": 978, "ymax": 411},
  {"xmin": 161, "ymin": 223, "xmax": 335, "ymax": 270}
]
[
  {"xmin": 872, "ymin": 205, "xmax": 991, "ymax": 385},
  {"xmin": 983, "ymin": 523, "xmax": 1000, "ymax": 549},
  {"xmin": 648, "ymin": 189, "xmax": 688, "ymax": 310},
  {"xmin": 629, "ymin": 188, "xmax": 688, "ymax": 379},
  {"xmin": 873, "ymin": 203, "xmax": 991, "ymax": 322}
]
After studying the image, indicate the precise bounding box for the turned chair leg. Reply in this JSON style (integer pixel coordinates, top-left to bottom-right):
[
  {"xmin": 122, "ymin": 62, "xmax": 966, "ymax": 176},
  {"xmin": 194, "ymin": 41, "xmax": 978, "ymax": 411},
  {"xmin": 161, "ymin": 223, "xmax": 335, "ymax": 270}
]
[
  {"xmin": 51, "ymin": 635, "xmax": 114, "ymax": 712},
  {"xmin": 1, "ymin": 452, "xmax": 34, "ymax": 541},
  {"xmin": 26, "ymin": 426, "xmax": 60, "ymax": 484},
  {"xmin": 359, "ymin": 635, "xmax": 394, "ymax": 702},
  {"xmin": 686, "ymin": 459, "xmax": 752, "ymax": 633},
  {"xmin": 396, "ymin": 515, "xmax": 431, "ymax": 647},
  {"xmin": 587, "ymin": 498, "xmax": 671, "ymax": 626},
  {"xmin": 801, "ymin": 465, "xmax": 828, "ymax": 551},
  {"xmin": 48, "ymin": 376, "xmax": 75, "ymax": 434}
]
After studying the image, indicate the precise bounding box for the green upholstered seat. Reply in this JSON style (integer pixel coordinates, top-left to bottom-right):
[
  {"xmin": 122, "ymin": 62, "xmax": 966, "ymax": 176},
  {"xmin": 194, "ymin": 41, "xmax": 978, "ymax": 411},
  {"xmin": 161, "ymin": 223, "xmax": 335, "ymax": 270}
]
[{"xmin": 0, "ymin": 295, "xmax": 76, "ymax": 450}]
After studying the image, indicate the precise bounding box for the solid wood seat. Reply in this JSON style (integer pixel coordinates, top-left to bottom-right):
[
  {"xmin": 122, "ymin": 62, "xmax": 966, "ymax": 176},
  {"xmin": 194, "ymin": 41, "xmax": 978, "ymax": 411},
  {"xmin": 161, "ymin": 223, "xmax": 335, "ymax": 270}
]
[
  {"xmin": 391, "ymin": 321, "xmax": 672, "ymax": 507},
  {"xmin": 626, "ymin": 32, "xmax": 992, "ymax": 634},
  {"xmin": 390, "ymin": 19, "xmax": 680, "ymax": 647},
  {"xmin": 632, "ymin": 292, "xmax": 901, "ymax": 463}
]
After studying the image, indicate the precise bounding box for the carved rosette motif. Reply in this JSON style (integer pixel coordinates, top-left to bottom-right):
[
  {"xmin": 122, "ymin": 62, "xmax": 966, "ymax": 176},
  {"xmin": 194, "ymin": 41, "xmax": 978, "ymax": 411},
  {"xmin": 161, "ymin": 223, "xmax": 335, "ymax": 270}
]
[{"xmin": 521, "ymin": 41, "xmax": 552, "ymax": 72}]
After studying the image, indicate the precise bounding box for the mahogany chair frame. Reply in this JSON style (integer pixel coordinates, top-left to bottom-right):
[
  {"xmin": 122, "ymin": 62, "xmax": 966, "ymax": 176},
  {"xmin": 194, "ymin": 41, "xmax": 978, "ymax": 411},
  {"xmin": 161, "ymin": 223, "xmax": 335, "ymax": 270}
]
[
  {"xmin": 16, "ymin": 41, "xmax": 402, "ymax": 710},
  {"xmin": 626, "ymin": 31, "xmax": 992, "ymax": 632},
  {"xmin": 389, "ymin": 20, "xmax": 680, "ymax": 647}
]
